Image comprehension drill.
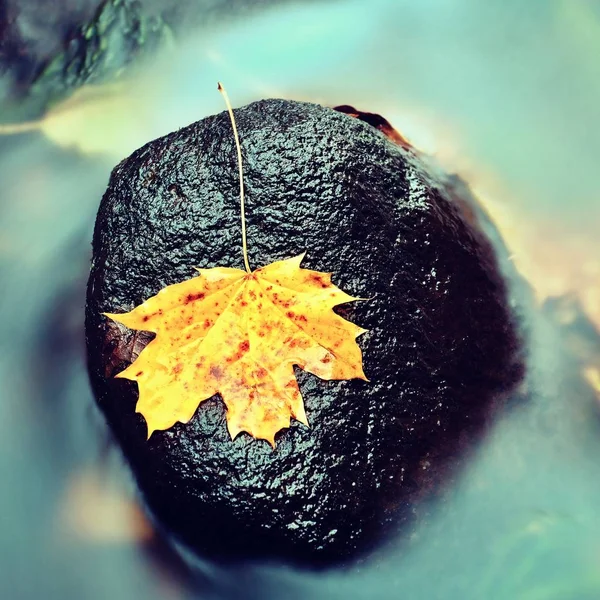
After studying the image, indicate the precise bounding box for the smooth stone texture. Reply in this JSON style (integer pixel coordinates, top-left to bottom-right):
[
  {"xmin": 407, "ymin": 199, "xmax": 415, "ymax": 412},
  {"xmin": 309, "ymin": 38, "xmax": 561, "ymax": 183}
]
[{"xmin": 86, "ymin": 99, "xmax": 522, "ymax": 565}]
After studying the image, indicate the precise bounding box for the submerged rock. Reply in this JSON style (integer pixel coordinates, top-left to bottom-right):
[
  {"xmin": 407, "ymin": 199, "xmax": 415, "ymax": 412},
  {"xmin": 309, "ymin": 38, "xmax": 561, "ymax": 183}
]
[
  {"xmin": 85, "ymin": 99, "xmax": 522, "ymax": 565},
  {"xmin": 0, "ymin": 0, "xmax": 316, "ymax": 121},
  {"xmin": 0, "ymin": 0, "xmax": 170, "ymax": 120}
]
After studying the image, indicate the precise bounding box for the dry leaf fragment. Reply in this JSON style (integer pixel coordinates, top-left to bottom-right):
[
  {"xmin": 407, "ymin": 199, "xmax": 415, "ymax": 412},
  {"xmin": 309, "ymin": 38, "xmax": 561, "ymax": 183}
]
[{"xmin": 105, "ymin": 254, "xmax": 367, "ymax": 446}]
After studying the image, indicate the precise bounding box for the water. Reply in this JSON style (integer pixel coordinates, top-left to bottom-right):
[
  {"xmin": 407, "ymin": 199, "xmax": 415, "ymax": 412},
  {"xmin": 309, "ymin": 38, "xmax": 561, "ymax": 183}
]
[{"xmin": 2, "ymin": 1, "xmax": 600, "ymax": 598}]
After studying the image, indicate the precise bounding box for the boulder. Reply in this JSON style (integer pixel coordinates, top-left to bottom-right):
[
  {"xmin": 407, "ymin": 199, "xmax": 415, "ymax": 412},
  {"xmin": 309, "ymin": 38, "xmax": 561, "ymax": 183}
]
[{"xmin": 85, "ymin": 99, "xmax": 522, "ymax": 565}]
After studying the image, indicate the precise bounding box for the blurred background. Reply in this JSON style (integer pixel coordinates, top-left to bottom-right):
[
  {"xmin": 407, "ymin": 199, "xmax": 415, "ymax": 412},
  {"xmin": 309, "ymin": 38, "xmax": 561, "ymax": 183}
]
[{"xmin": 1, "ymin": 0, "xmax": 600, "ymax": 598}]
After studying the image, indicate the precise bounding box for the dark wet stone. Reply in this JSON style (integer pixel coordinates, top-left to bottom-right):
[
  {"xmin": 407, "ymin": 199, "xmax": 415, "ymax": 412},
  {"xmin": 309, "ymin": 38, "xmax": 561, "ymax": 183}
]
[
  {"xmin": 85, "ymin": 99, "xmax": 523, "ymax": 566},
  {"xmin": 0, "ymin": 0, "xmax": 101, "ymax": 87}
]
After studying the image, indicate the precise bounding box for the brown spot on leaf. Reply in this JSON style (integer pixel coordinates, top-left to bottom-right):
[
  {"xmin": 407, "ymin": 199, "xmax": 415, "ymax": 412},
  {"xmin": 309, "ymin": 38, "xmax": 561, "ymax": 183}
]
[
  {"xmin": 239, "ymin": 340, "xmax": 250, "ymax": 353},
  {"xmin": 173, "ymin": 363, "xmax": 183, "ymax": 374},
  {"xmin": 309, "ymin": 273, "xmax": 329, "ymax": 288},
  {"xmin": 210, "ymin": 365, "xmax": 223, "ymax": 379},
  {"xmin": 185, "ymin": 292, "xmax": 205, "ymax": 304}
]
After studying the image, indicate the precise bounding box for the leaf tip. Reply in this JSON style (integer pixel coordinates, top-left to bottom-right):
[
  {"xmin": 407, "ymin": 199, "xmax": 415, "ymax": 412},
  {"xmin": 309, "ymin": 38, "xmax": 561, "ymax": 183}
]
[
  {"xmin": 141, "ymin": 415, "xmax": 157, "ymax": 440},
  {"xmin": 295, "ymin": 251, "xmax": 307, "ymax": 265},
  {"xmin": 297, "ymin": 416, "xmax": 310, "ymax": 429},
  {"xmin": 356, "ymin": 366, "xmax": 370, "ymax": 382}
]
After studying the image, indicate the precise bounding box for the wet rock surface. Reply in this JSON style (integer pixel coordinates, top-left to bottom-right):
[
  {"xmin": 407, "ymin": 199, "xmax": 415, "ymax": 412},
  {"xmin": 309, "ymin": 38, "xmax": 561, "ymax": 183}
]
[
  {"xmin": 86, "ymin": 99, "xmax": 522, "ymax": 565},
  {"xmin": 0, "ymin": 0, "xmax": 319, "ymax": 121},
  {"xmin": 0, "ymin": 0, "xmax": 169, "ymax": 120}
]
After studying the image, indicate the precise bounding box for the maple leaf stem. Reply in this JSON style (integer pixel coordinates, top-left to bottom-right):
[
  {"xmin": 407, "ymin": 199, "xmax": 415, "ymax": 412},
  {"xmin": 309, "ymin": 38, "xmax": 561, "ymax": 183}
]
[{"xmin": 218, "ymin": 82, "xmax": 252, "ymax": 274}]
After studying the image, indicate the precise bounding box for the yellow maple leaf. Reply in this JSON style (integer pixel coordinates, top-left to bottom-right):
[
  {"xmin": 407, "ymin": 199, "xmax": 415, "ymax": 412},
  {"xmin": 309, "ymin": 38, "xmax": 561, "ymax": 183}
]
[
  {"xmin": 105, "ymin": 254, "xmax": 367, "ymax": 445},
  {"xmin": 103, "ymin": 83, "xmax": 368, "ymax": 446}
]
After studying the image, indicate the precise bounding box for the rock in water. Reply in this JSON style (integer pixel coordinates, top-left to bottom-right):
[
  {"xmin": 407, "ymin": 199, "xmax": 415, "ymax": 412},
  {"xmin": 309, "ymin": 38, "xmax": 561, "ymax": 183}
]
[
  {"xmin": 85, "ymin": 99, "xmax": 522, "ymax": 565},
  {"xmin": 1, "ymin": 0, "xmax": 170, "ymax": 121}
]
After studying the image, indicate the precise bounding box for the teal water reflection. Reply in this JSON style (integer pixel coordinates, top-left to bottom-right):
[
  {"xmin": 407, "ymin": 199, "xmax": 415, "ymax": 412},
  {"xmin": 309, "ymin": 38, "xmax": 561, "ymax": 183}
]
[{"xmin": 1, "ymin": 1, "xmax": 599, "ymax": 598}]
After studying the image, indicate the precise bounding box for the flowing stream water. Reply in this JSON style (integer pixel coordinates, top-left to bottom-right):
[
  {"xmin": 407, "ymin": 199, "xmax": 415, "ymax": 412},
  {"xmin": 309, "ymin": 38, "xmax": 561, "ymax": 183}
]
[{"xmin": 2, "ymin": 1, "xmax": 600, "ymax": 598}]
